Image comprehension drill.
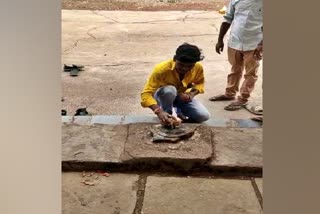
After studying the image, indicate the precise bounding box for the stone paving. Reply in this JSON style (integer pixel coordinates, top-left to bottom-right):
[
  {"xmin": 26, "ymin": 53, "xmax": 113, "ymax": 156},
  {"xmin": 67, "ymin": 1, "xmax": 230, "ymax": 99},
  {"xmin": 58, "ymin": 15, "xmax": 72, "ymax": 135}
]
[
  {"xmin": 62, "ymin": 172, "xmax": 138, "ymax": 214},
  {"xmin": 62, "ymin": 172, "xmax": 263, "ymax": 214},
  {"xmin": 61, "ymin": 9, "xmax": 264, "ymax": 213},
  {"xmin": 62, "ymin": 121, "xmax": 262, "ymax": 174},
  {"xmin": 63, "ymin": 115, "xmax": 262, "ymax": 128}
]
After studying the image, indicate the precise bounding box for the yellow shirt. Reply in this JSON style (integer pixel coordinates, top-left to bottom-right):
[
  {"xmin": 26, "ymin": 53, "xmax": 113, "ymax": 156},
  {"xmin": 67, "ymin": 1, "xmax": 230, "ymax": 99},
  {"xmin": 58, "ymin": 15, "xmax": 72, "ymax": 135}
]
[{"xmin": 141, "ymin": 59, "xmax": 205, "ymax": 108}]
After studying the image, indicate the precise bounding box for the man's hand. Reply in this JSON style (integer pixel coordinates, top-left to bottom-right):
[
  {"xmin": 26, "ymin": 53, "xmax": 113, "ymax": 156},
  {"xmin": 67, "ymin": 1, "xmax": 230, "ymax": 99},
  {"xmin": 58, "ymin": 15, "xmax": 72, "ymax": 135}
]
[
  {"xmin": 156, "ymin": 110, "xmax": 176, "ymax": 126},
  {"xmin": 253, "ymin": 43, "xmax": 263, "ymax": 60},
  {"xmin": 216, "ymin": 40, "xmax": 224, "ymax": 54},
  {"xmin": 179, "ymin": 93, "xmax": 193, "ymax": 102}
]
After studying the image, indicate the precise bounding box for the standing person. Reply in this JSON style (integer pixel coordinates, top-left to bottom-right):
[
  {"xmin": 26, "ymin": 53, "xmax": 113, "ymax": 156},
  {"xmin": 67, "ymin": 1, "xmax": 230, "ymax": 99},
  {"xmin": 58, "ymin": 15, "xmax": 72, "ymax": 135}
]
[
  {"xmin": 209, "ymin": 0, "xmax": 263, "ymax": 111},
  {"xmin": 140, "ymin": 43, "xmax": 210, "ymax": 126}
]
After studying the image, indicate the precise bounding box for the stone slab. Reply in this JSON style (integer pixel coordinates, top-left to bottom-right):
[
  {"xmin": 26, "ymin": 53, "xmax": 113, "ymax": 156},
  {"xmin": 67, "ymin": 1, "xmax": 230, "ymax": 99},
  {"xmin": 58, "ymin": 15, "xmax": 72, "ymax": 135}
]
[
  {"xmin": 255, "ymin": 178, "xmax": 263, "ymax": 195},
  {"xmin": 91, "ymin": 115, "xmax": 124, "ymax": 125},
  {"xmin": 211, "ymin": 128, "xmax": 262, "ymax": 168},
  {"xmin": 121, "ymin": 123, "xmax": 213, "ymax": 168},
  {"xmin": 233, "ymin": 119, "xmax": 262, "ymax": 128},
  {"xmin": 73, "ymin": 116, "xmax": 92, "ymax": 125},
  {"xmin": 203, "ymin": 118, "xmax": 230, "ymax": 127},
  {"xmin": 62, "ymin": 124, "xmax": 127, "ymax": 163},
  {"xmin": 62, "ymin": 116, "xmax": 73, "ymax": 123},
  {"xmin": 143, "ymin": 176, "xmax": 262, "ymax": 214},
  {"xmin": 62, "ymin": 172, "xmax": 138, "ymax": 214},
  {"xmin": 122, "ymin": 115, "xmax": 159, "ymax": 124}
]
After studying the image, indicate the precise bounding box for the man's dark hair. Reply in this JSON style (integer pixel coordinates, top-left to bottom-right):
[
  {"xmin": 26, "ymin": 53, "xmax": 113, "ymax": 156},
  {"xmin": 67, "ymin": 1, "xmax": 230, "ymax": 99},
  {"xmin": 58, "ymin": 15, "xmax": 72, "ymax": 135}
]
[{"xmin": 174, "ymin": 43, "xmax": 205, "ymax": 63}]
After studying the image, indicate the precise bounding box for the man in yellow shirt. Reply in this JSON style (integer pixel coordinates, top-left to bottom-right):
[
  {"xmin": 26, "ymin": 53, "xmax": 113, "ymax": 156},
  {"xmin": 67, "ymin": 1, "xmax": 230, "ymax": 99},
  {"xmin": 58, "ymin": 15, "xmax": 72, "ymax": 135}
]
[{"xmin": 141, "ymin": 43, "xmax": 210, "ymax": 125}]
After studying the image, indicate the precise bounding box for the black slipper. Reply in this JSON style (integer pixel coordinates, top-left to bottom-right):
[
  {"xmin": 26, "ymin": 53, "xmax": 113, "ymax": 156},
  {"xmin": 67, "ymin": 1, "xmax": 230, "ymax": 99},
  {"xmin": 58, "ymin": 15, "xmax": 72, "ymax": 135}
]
[
  {"xmin": 70, "ymin": 67, "xmax": 80, "ymax": 76},
  {"xmin": 64, "ymin": 64, "xmax": 84, "ymax": 72},
  {"xmin": 74, "ymin": 108, "xmax": 88, "ymax": 116}
]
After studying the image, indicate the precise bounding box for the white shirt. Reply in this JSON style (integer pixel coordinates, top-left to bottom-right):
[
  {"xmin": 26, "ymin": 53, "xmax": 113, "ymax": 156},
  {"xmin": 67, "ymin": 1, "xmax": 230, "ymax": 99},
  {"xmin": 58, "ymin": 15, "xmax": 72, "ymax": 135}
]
[{"xmin": 224, "ymin": 0, "xmax": 263, "ymax": 51}]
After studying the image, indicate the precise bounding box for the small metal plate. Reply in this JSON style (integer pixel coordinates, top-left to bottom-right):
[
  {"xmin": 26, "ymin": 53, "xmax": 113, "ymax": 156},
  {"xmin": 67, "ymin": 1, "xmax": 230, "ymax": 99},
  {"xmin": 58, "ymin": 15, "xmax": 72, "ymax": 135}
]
[{"xmin": 150, "ymin": 124, "xmax": 195, "ymax": 143}]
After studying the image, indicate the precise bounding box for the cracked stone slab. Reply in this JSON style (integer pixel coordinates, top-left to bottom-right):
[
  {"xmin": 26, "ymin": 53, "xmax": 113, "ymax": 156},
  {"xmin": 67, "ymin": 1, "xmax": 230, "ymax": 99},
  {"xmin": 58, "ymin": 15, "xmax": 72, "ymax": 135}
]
[
  {"xmin": 62, "ymin": 124, "xmax": 127, "ymax": 163},
  {"xmin": 255, "ymin": 178, "xmax": 263, "ymax": 195},
  {"xmin": 62, "ymin": 172, "xmax": 138, "ymax": 214},
  {"xmin": 62, "ymin": 116, "xmax": 73, "ymax": 123},
  {"xmin": 91, "ymin": 115, "xmax": 124, "ymax": 125},
  {"xmin": 210, "ymin": 128, "xmax": 263, "ymax": 168},
  {"xmin": 143, "ymin": 176, "xmax": 262, "ymax": 214},
  {"xmin": 122, "ymin": 115, "xmax": 159, "ymax": 124},
  {"xmin": 121, "ymin": 123, "xmax": 213, "ymax": 169},
  {"xmin": 73, "ymin": 116, "xmax": 92, "ymax": 125}
]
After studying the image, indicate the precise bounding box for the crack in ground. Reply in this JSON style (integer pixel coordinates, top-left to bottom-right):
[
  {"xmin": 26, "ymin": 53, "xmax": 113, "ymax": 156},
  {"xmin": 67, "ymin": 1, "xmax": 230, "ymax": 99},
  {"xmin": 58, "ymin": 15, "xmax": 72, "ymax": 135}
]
[
  {"xmin": 123, "ymin": 17, "xmax": 214, "ymax": 24},
  {"xmin": 182, "ymin": 14, "xmax": 190, "ymax": 22},
  {"xmin": 87, "ymin": 27, "xmax": 99, "ymax": 39},
  {"xmin": 210, "ymin": 129, "xmax": 216, "ymax": 161},
  {"xmin": 80, "ymin": 62, "xmax": 154, "ymax": 67},
  {"xmin": 133, "ymin": 175, "xmax": 147, "ymax": 214},
  {"xmin": 63, "ymin": 39, "xmax": 80, "ymax": 53},
  {"xmin": 120, "ymin": 124, "xmax": 137, "ymax": 161},
  {"xmin": 250, "ymin": 178, "xmax": 263, "ymax": 209},
  {"xmin": 163, "ymin": 33, "xmax": 218, "ymax": 37},
  {"xmin": 212, "ymin": 23, "xmax": 218, "ymax": 31},
  {"xmin": 92, "ymin": 10, "xmax": 119, "ymax": 23},
  {"xmin": 90, "ymin": 11, "xmax": 217, "ymax": 24}
]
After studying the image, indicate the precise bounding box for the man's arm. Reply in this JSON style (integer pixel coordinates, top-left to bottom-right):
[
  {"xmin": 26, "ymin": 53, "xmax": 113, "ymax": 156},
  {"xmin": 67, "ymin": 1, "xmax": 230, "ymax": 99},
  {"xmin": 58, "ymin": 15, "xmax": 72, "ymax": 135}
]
[
  {"xmin": 216, "ymin": 0, "xmax": 234, "ymax": 54},
  {"xmin": 253, "ymin": 26, "xmax": 263, "ymax": 60},
  {"xmin": 216, "ymin": 22, "xmax": 231, "ymax": 54},
  {"xmin": 181, "ymin": 65, "xmax": 204, "ymax": 102},
  {"xmin": 140, "ymin": 69, "xmax": 176, "ymax": 125},
  {"xmin": 253, "ymin": 40, "xmax": 263, "ymax": 60}
]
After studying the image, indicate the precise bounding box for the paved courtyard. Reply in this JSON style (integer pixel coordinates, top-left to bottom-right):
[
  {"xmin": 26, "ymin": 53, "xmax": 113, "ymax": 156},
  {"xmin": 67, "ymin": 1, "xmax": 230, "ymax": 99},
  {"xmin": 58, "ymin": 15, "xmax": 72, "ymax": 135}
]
[{"xmin": 62, "ymin": 10, "xmax": 263, "ymax": 119}]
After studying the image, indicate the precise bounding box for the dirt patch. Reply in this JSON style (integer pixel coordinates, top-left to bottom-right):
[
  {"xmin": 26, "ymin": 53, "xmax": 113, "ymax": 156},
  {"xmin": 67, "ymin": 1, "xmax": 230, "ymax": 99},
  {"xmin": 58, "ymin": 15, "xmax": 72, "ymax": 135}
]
[{"xmin": 62, "ymin": 0, "xmax": 229, "ymax": 11}]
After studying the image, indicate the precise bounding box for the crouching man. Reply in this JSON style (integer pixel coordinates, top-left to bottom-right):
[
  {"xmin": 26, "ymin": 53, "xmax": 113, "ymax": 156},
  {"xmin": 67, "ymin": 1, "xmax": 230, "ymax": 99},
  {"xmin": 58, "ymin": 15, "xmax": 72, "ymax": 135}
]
[{"xmin": 140, "ymin": 43, "xmax": 210, "ymax": 126}]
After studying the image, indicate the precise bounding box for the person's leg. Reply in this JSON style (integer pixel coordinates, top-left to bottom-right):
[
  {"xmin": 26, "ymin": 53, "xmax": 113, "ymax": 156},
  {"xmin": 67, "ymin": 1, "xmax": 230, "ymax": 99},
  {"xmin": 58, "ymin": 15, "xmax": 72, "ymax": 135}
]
[
  {"xmin": 237, "ymin": 50, "xmax": 260, "ymax": 103},
  {"xmin": 175, "ymin": 96, "xmax": 210, "ymax": 123},
  {"xmin": 224, "ymin": 49, "xmax": 260, "ymax": 111},
  {"xmin": 154, "ymin": 85, "xmax": 177, "ymax": 114},
  {"xmin": 225, "ymin": 47, "xmax": 245, "ymax": 97},
  {"xmin": 209, "ymin": 47, "xmax": 244, "ymax": 101}
]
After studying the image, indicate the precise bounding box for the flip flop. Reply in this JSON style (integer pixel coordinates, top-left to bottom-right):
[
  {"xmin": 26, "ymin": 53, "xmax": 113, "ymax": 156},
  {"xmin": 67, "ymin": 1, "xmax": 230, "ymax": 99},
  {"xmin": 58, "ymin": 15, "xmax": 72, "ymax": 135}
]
[
  {"xmin": 64, "ymin": 64, "xmax": 84, "ymax": 72},
  {"xmin": 224, "ymin": 102, "xmax": 247, "ymax": 111},
  {"xmin": 245, "ymin": 105, "xmax": 263, "ymax": 115},
  {"xmin": 74, "ymin": 108, "xmax": 89, "ymax": 116},
  {"xmin": 70, "ymin": 67, "xmax": 80, "ymax": 76},
  {"xmin": 209, "ymin": 94, "xmax": 235, "ymax": 101},
  {"xmin": 251, "ymin": 116, "xmax": 263, "ymax": 123}
]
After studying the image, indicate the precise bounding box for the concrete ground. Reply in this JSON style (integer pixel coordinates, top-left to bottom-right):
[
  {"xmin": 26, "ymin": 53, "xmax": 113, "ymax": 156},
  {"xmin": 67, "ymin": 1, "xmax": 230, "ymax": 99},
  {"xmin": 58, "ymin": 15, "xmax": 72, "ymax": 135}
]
[
  {"xmin": 61, "ymin": 9, "xmax": 263, "ymax": 213},
  {"xmin": 62, "ymin": 10, "xmax": 263, "ymax": 119},
  {"xmin": 62, "ymin": 172, "xmax": 263, "ymax": 214}
]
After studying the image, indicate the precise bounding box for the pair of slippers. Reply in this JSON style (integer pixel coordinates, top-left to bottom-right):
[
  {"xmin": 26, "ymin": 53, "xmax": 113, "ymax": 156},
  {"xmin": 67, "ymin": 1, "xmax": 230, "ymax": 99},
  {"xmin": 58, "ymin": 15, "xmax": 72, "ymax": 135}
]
[
  {"xmin": 209, "ymin": 94, "xmax": 263, "ymax": 114},
  {"xmin": 61, "ymin": 108, "xmax": 89, "ymax": 116},
  {"xmin": 209, "ymin": 94, "xmax": 247, "ymax": 111},
  {"xmin": 209, "ymin": 94, "xmax": 263, "ymax": 123},
  {"xmin": 63, "ymin": 64, "xmax": 84, "ymax": 76}
]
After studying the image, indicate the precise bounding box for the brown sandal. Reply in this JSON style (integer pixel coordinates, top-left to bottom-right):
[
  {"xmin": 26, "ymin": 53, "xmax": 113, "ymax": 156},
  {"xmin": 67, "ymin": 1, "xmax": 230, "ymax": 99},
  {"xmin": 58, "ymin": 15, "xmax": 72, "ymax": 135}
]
[
  {"xmin": 224, "ymin": 102, "xmax": 247, "ymax": 111},
  {"xmin": 209, "ymin": 94, "xmax": 235, "ymax": 101}
]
